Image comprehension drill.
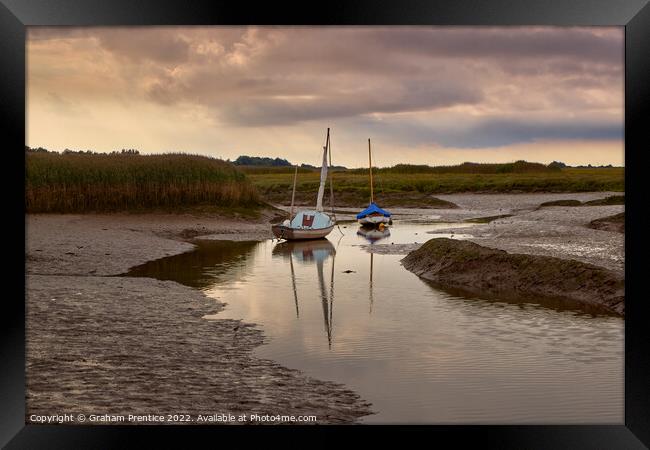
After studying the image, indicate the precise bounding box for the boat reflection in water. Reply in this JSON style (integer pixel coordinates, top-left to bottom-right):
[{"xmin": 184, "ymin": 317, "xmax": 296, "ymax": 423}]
[
  {"xmin": 356, "ymin": 226, "xmax": 390, "ymax": 313},
  {"xmin": 272, "ymin": 238, "xmax": 337, "ymax": 347},
  {"xmin": 356, "ymin": 226, "xmax": 391, "ymax": 244}
]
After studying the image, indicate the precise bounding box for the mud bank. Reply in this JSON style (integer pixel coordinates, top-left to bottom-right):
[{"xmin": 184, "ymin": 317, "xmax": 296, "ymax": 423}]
[
  {"xmin": 539, "ymin": 195, "xmax": 624, "ymax": 208},
  {"xmin": 589, "ymin": 212, "xmax": 625, "ymax": 234},
  {"xmin": 26, "ymin": 275, "xmax": 371, "ymax": 423},
  {"xmin": 265, "ymin": 190, "xmax": 458, "ymax": 209},
  {"xmin": 428, "ymin": 193, "xmax": 625, "ymax": 275},
  {"xmin": 26, "ymin": 213, "xmax": 275, "ymax": 276},
  {"xmin": 356, "ymin": 193, "xmax": 624, "ymax": 279},
  {"xmin": 26, "ymin": 212, "xmax": 372, "ymax": 424},
  {"xmin": 402, "ymin": 238, "xmax": 624, "ymax": 316}
]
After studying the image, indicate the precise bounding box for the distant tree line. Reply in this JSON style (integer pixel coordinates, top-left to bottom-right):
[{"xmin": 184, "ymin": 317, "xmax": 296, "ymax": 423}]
[
  {"xmin": 25, "ymin": 146, "xmax": 51, "ymax": 153},
  {"xmin": 299, "ymin": 163, "xmax": 348, "ymax": 171},
  {"xmin": 547, "ymin": 161, "xmax": 567, "ymax": 169},
  {"xmin": 25, "ymin": 146, "xmax": 140, "ymax": 155},
  {"xmin": 549, "ymin": 161, "xmax": 616, "ymax": 169},
  {"xmin": 24, "ymin": 148, "xmax": 618, "ymax": 170},
  {"xmin": 233, "ymin": 155, "xmax": 292, "ymax": 166},
  {"xmin": 572, "ymin": 163, "xmax": 616, "ymax": 168}
]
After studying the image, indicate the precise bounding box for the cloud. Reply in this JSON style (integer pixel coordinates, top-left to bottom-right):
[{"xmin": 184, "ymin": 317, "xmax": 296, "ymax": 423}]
[
  {"xmin": 348, "ymin": 114, "xmax": 623, "ymax": 148},
  {"xmin": 216, "ymin": 80, "xmax": 483, "ymax": 126},
  {"xmin": 369, "ymin": 27, "xmax": 622, "ymax": 64},
  {"xmin": 97, "ymin": 29, "xmax": 191, "ymax": 65},
  {"xmin": 26, "ymin": 26, "xmax": 623, "ymax": 159}
]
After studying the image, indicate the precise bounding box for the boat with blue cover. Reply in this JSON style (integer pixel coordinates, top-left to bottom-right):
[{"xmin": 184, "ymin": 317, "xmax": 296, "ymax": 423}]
[
  {"xmin": 357, "ymin": 138, "xmax": 391, "ymax": 226},
  {"xmin": 357, "ymin": 202, "xmax": 391, "ymax": 226}
]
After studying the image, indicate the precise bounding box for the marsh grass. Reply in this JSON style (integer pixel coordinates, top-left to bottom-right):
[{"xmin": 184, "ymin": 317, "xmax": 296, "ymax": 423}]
[
  {"xmin": 250, "ymin": 167, "xmax": 624, "ymax": 206},
  {"xmin": 26, "ymin": 152, "xmax": 261, "ymax": 213},
  {"xmin": 347, "ymin": 160, "xmax": 558, "ymax": 175},
  {"xmin": 26, "ymin": 151, "xmax": 624, "ymax": 213}
]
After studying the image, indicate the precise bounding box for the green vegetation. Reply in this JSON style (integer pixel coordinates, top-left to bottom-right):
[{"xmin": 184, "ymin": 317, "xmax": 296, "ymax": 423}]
[
  {"xmin": 237, "ymin": 165, "xmax": 317, "ymax": 175},
  {"xmin": 237, "ymin": 165, "xmax": 347, "ymax": 175},
  {"xmin": 25, "ymin": 148, "xmax": 624, "ymax": 213},
  {"xmin": 348, "ymin": 160, "xmax": 558, "ymax": 175},
  {"xmin": 250, "ymin": 166, "xmax": 624, "ymax": 207},
  {"xmin": 26, "ymin": 151, "xmax": 260, "ymax": 213},
  {"xmin": 233, "ymin": 155, "xmax": 292, "ymax": 166}
]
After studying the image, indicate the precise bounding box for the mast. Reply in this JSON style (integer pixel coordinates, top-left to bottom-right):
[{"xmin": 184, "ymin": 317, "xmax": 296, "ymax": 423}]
[
  {"xmin": 289, "ymin": 164, "xmax": 298, "ymax": 219},
  {"xmin": 368, "ymin": 138, "xmax": 374, "ymax": 204},
  {"xmin": 328, "ymin": 130, "xmax": 335, "ymax": 217},
  {"xmin": 316, "ymin": 128, "xmax": 329, "ymax": 212}
]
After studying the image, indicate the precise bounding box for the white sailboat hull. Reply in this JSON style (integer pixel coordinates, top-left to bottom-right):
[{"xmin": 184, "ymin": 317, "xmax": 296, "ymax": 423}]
[{"xmin": 272, "ymin": 224, "xmax": 335, "ymax": 240}]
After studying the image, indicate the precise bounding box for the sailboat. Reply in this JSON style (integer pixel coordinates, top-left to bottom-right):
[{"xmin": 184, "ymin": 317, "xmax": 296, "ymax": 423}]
[
  {"xmin": 357, "ymin": 138, "xmax": 391, "ymax": 226},
  {"xmin": 272, "ymin": 128, "xmax": 336, "ymax": 240}
]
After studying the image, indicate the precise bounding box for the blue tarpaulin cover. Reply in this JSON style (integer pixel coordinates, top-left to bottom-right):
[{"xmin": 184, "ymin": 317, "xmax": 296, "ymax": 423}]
[{"xmin": 356, "ymin": 202, "xmax": 391, "ymax": 219}]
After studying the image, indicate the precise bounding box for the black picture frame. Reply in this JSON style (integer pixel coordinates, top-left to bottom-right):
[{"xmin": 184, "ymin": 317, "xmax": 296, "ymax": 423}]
[{"xmin": 3, "ymin": 0, "xmax": 649, "ymax": 447}]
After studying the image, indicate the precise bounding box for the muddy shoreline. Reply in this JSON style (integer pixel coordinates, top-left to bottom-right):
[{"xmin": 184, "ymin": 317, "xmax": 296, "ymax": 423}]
[
  {"xmin": 26, "ymin": 192, "xmax": 624, "ymax": 423},
  {"xmin": 589, "ymin": 212, "xmax": 625, "ymax": 234},
  {"xmin": 26, "ymin": 210, "xmax": 373, "ymax": 424},
  {"xmin": 358, "ymin": 192, "xmax": 624, "ymax": 275},
  {"xmin": 401, "ymin": 238, "xmax": 624, "ymax": 316}
]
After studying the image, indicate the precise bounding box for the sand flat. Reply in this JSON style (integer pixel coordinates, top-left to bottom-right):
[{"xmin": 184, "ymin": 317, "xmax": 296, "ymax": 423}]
[
  {"xmin": 26, "ymin": 212, "xmax": 372, "ymax": 424},
  {"xmin": 25, "ymin": 192, "xmax": 624, "ymax": 423}
]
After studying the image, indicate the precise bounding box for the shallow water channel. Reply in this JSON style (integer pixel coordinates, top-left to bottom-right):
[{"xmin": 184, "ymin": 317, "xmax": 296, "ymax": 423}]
[{"xmin": 127, "ymin": 221, "xmax": 623, "ymax": 424}]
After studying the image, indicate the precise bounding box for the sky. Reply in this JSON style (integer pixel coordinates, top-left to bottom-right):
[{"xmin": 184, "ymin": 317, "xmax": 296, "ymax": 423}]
[{"xmin": 26, "ymin": 26, "xmax": 624, "ymax": 168}]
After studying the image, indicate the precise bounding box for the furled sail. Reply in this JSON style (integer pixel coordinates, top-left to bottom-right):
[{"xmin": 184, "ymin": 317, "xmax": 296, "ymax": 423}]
[{"xmin": 315, "ymin": 143, "xmax": 329, "ymax": 211}]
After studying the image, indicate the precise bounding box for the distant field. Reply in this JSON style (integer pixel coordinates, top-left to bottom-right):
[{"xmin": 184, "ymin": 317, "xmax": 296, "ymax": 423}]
[
  {"xmin": 25, "ymin": 151, "xmax": 625, "ymax": 213},
  {"xmin": 250, "ymin": 167, "xmax": 625, "ymax": 208},
  {"xmin": 26, "ymin": 152, "xmax": 260, "ymax": 213}
]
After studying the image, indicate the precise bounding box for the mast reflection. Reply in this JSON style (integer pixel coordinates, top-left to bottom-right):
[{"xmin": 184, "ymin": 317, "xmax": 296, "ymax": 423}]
[
  {"xmin": 272, "ymin": 239, "xmax": 336, "ymax": 347},
  {"xmin": 356, "ymin": 226, "xmax": 390, "ymax": 313}
]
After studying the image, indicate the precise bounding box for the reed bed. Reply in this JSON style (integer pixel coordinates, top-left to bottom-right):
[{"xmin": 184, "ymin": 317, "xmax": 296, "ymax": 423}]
[
  {"xmin": 251, "ymin": 167, "xmax": 625, "ymax": 200},
  {"xmin": 26, "ymin": 152, "xmax": 260, "ymax": 213},
  {"xmin": 347, "ymin": 160, "xmax": 557, "ymax": 175}
]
